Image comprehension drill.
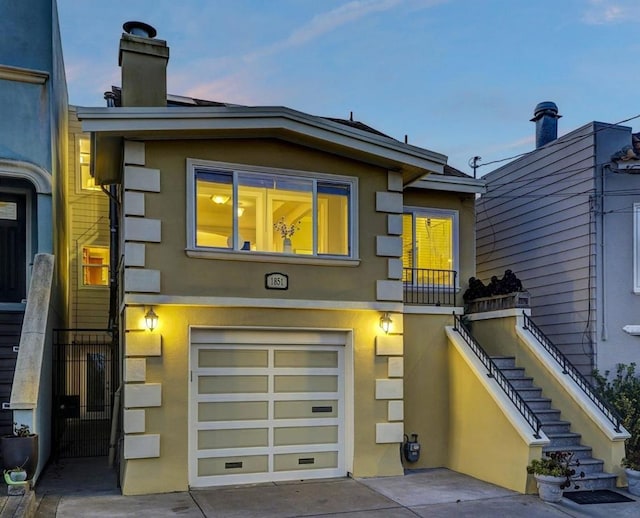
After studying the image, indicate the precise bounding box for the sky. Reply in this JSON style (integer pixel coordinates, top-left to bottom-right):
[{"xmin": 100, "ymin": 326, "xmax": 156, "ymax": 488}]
[{"xmin": 57, "ymin": 0, "xmax": 640, "ymax": 176}]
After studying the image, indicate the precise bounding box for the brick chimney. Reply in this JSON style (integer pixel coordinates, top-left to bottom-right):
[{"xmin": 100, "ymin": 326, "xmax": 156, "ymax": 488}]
[
  {"xmin": 119, "ymin": 21, "xmax": 169, "ymax": 107},
  {"xmin": 531, "ymin": 101, "xmax": 561, "ymax": 149}
]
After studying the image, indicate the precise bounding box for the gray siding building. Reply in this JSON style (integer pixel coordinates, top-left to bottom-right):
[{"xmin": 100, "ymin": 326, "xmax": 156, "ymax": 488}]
[{"xmin": 477, "ymin": 103, "xmax": 640, "ymax": 376}]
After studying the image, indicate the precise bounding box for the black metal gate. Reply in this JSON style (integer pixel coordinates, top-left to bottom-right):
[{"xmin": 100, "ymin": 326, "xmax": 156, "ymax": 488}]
[{"xmin": 52, "ymin": 329, "xmax": 118, "ymax": 458}]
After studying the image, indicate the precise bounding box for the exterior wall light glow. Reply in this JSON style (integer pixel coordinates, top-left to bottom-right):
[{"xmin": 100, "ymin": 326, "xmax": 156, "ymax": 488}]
[
  {"xmin": 144, "ymin": 307, "xmax": 158, "ymax": 331},
  {"xmin": 379, "ymin": 312, "xmax": 392, "ymax": 334}
]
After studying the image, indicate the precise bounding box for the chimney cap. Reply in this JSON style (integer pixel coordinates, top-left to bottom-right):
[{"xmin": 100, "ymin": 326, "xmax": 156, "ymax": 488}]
[
  {"xmin": 531, "ymin": 101, "xmax": 561, "ymax": 121},
  {"xmin": 123, "ymin": 21, "xmax": 157, "ymax": 39}
]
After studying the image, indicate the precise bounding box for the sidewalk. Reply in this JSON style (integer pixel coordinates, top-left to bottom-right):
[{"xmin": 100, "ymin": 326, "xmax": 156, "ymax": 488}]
[{"xmin": 29, "ymin": 458, "xmax": 640, "ymax": 517}]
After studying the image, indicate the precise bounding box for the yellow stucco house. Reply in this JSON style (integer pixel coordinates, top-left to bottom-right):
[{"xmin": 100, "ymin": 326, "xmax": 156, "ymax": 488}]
[{"xmin": 77, "ymin": 22, "xmax": 486, "ymax": 495}]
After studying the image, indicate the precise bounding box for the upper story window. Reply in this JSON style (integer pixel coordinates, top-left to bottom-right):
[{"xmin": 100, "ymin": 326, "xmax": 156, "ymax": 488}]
[
  {"xmin": 634, "ymin": 203, "xmax": 640, "ymax": 294},
  {"xmin": 402, "ymin": 207, "xmax": 459, "ymax": 285},
  {"xmin": 77, "ymin": 135, "xmax": 100, "ymax": 192},
  {"xmin": 82, "ymin": 246, "xmax": 109, "ymax": 287},
  {"xmin": 187, "ymin": 160, "xmax": 357, "ymax": 259}
]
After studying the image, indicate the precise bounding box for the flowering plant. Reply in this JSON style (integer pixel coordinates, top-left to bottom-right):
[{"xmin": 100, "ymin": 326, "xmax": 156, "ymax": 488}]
[
  {"xmin": 273, "ymin": 217, "xmax": 300, "ymax": 239},
  {"xmin": 527, "ymin": 451, "xmax": 583, "ymax": 489}
]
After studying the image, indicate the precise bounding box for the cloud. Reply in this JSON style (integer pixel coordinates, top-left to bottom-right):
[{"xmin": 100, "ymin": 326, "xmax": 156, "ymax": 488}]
[
  {"xmin": 581, "ymin": 0, "xmax": 640, "ymax": 24},
  {"xmin": 243, "ymin": 0, "xmax": 444, "ymax": 61}
]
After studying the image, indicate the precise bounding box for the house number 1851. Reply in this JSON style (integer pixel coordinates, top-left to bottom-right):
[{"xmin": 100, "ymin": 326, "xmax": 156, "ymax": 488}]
[{"xmin": 265, "ymin": 273, "xmax": 288, "ymax": 290}]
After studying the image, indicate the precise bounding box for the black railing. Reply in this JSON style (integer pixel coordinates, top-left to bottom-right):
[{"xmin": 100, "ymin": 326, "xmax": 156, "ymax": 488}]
[
  {"xmin": 521, "ymin": 312, "xmax": 623, "ymax": 433},
  {"xmin": 403, "ymin": 268, "xmax": 457, "ymax": 306},
  {"xmin": 452, "ymin": 314, "xmax": 542, "ymax": 439}
]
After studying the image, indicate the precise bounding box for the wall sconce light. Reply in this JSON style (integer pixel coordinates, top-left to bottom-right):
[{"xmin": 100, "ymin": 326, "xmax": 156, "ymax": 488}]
[
  {"xmin": 379, "ymin": 312, "xmax": 393, "ymax": 334},
  {"xmin": 144, "ymin": 307, "xmax": 158, "ymax": 331},
  {"xmin": 211, "ymin": 194, "xmax": 230, "ymax": 205},
  {"xmin": 237, "ymin": 206, "xmax": 245, "ymax": 217}
]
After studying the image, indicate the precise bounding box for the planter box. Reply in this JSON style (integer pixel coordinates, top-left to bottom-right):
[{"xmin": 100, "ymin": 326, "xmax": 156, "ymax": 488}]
[
  {"xmin": 465, "ymin": 291, "xmax": 530, "ymax": 314},
  {"xmin": 1, "ymin": 434, "xmax": 38, "ymax": 480}
]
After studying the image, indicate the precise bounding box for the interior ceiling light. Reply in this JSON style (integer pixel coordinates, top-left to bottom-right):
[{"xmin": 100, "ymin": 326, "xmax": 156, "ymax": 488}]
[
  {"xmin": 211, "ymin": 194, "xmax": 230, "ymax": 205},
  {"xmin": 237, "ymin": 207, "xmax": 245, "ymax": 217}
]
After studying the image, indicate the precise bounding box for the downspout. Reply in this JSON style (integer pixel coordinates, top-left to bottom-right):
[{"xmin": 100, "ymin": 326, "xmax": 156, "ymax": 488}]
[{"xmin": 599, "ymin": 163, "xmax": 608, "ymax": 358}]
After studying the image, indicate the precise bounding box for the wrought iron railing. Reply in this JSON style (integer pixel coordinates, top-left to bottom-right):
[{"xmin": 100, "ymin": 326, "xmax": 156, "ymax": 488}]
[
  {"xmin": 452, "ymin": 314, "xmax": 542, "ymax": 438},
  {"xmin": 403, "ymin": 268, "xmax": 457, "ymax": 306},
  {"xmin": 521, "ymin": 312, "xmax": 623, "ymax": 433}
]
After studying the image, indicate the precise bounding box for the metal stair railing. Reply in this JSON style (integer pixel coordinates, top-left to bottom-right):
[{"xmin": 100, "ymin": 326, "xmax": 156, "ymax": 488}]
[
  {"xmin": 452, "ymin": 314, "xmax": 542, "ymax": 439},
  {"xmin": 521, "ymin": 312, "xmax": 623, "ymax": 433}
]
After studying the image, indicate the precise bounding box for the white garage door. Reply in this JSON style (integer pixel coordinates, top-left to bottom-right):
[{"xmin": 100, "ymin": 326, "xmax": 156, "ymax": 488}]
[{"xmin": 189, "ymin": 330, "xmax": 346, "ymax": 487}]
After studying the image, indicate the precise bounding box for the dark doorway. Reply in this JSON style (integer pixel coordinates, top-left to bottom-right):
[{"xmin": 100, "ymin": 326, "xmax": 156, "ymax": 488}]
[
  {"xmin": 52, "ymin": 329, "xmax": 118, "ymax": 458},
  {"xmin": 0, "ymin": 193, "xmax": 27, "ymax": 303}
]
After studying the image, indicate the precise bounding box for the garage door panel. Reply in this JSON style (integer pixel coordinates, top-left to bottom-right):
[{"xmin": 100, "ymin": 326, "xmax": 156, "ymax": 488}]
[
  {"xmin": 274, "ymin": 375, "xmax": 338, "ymax": 393},
  {"xmin": 274, "ymin": 425, "xmax": 338, "ymax": 446},
  {"xmin": 274, "ymin": 350, "xmax": 338, "ymax": 368},
  {"xmin": 199, "ymin": 349, "xmax": 268, "ymax": 368},
  {"xmin": 198, "ymin": 428, "xmax": 269, "ymax": 449},
  {"xmin": 199, "ymin": 375, "xmax": 268, "ymax": 394},
  {"xmin": 199, "ymin": 401, "xmax": 269, "ymax": 421},
  {"xmin": 274, "ymin": 400, "xmax": 338, "ymax": 419},
  {"xmin": 274, "ymin": 452, "xmax": 338, "ymax": 472},
  {"xmin": 191, "ymin": 337, "xmax": 345, "ymax": 487},
  {"xmin": 198, "ymin": 455, "xmax": 268, "ymax": 476}
]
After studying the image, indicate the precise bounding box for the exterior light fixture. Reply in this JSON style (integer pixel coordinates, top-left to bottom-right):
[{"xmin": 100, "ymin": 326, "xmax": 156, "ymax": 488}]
[
  {"xmin": 144, "ymin": 307, "xmax": 158, "ymax": 331},
  {"xmin": 379, "ymin": 312, "xmax": 392, "ymax": 334},
  {"xmin": 211, "ymin": 194, "xmax": 230, "ymax": 205}
]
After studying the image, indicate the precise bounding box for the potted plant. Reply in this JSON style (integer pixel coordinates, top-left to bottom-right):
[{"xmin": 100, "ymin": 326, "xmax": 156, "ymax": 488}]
[
  {"xmin": 1, "ymin": 423, "xmax": 38, "ymax": 481},
  {"xmin": 273, "ymin": 217, "xmax": 300, "ymax": 253},
  {"xmin": 527, "ymin": 451, "xmax": 583, "ymax": 502},
  {"xmin": 593, "ymin": 363, "xmax": 640, "ymax": 496}
]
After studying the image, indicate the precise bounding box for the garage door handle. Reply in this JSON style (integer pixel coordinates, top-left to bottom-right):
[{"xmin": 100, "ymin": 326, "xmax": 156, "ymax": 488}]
[
  {"xmin": 312, "ymin": 406, "xmax": 332, "ymax": 413},
  {"xmin": 225, "ymin": 462, "xmax": 243, "ymax": 469},
  {"xmin": 299, "ymin": 458, "xmax": 315, "ymax": 465}
]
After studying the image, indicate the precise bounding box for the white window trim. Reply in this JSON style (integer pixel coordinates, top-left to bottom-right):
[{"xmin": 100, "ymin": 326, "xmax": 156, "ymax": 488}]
[
  {"xmin": 634, "ymin": 203, "xmax": 640, "ymax": 294},
  {"xmin": 79, "ymin": 243, "xmax": 110, "ymax": 289},
  {"xmin": 403, "ymin": 205, "xmax": 460, "ymax": 288},
  {"xmin": 75, "ymin": 133, "xmax": 101, "ymax": 194},
  {"xmin": 186, "ymin": 158, "xmax": 359, "ymax": 261}
]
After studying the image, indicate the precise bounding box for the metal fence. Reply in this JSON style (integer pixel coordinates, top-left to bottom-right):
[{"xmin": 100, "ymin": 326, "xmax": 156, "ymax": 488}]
[
  {"xmin": 52, "ymin": 329, "xmax": 117, "ymax": 458},
  {"xmin": 403, "ymin": 268, "xmax": 457, "ymax": 306}
]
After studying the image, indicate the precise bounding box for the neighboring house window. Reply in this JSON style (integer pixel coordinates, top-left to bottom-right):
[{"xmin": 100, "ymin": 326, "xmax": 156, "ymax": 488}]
[
  {"xmin": 188, "ymin": 161, "xmax": 356, "ymax": 258},
  {"xmin": 402, "ymin": 207, "xmax": 458, "ymax": 285},
  {"xmin": 635, "ymin": 203, "xmax": 640, "ymax": 294},
  {"xmin": 82, "ymin": 246, "xmax": 109, "ymax": 286},
  {"xmin": 77, "ymin": 135, "xmax": 99, "ymax": 191}
]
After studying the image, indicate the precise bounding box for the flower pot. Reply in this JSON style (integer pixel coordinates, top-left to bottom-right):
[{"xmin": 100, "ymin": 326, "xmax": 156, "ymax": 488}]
[
  {"xmin": 5, "ymin": 469, "xmax": 27, "ymax": 483},
  {"xmin": 1, "ymin": 434, "xmax": 38, "ymax": 480},
  {"xmin": 625, "ymin": 467, "xmax": 640, "ymax": 496},
  {"xmin": 534, "ymin": 474, "xmax": 566, "ymax": 503}
]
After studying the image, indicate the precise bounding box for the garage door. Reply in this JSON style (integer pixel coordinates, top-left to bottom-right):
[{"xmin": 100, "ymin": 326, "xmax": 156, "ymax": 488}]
[{"xmin": 189, "ymin": 330, "xmax": 346, "ymax": 487}]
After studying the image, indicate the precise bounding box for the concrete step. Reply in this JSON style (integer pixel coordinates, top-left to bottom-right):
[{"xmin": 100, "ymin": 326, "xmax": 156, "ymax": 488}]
[
  {"xmin": 543, "ymin": 445, "xmax": 593, "ymax": 460},
  {"xmin": 546, "ymin": 432, "xmax": 582, "ymax": 447},
  {"xmin": 516, "ymin": 387, "xmax": 543, "ymax": 399},
  {"xmin": 564, "ymin": 472, "xmax": 618, "ymax": 492},
  {"xmin": 533, "ymin": 409, "xmax": 562, "ymax": 422},
  {"xmin": 522, "ymin": 397, "xmax": 552, "ymax": 410},
  {"xmin": 491, "ymin": 356, "xmax": 516, "ymax": 369},
  {"xmin": 540, "ymin": 420, "xmax": 571, "ymax": 434},
  {"xmin": 505, "ymin": 377, "xmax": 535, "ymax": 389},
  {"xmin": 572, "ymin": 457, "xmax": 606, "ymax": 475},
  {"xmin": 500, "ymin": 367, "xmax": 526, "ymax": 379}
]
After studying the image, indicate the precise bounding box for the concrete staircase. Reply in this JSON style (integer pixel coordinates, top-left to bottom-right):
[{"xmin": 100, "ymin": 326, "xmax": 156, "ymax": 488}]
[{"xmin": 492, "ymin": 355, "xmax": 617, "ymax": 492}]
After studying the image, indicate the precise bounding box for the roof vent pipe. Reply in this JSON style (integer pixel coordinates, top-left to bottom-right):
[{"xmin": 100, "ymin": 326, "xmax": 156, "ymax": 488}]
[
  {"xmin": 123, "ymin": 21, "xmax": 157, "ymax": 39},
  {"xmin": 531, "ymin": 101, "xmax": 561, "ymax": 149}
]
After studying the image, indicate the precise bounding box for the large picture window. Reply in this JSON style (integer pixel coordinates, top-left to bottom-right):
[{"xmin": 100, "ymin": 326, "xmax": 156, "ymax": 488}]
[
  {"xmin": 402, "ymin": 208, "xmax": 458, "ymax": 286},
  {"xmin": 188, "ymin": 161, "xmax": 356, "ymax": 258}
]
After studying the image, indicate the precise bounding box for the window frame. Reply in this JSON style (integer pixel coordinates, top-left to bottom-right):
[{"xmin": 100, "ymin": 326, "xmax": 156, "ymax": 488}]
[
  {"xmin": 186, "ymin": 159, "xmax": 359, "ymax": 262},
  {"xmin": 76, "ymin": 134, "xmax": 101, "ymax": 193},
  {"xmin": 402, "ymin": 206, "xmax": 459, "ymax": 287},
  {"xmin": 79, "ymin": 244, "xmax": 110, "ymax": 288}
]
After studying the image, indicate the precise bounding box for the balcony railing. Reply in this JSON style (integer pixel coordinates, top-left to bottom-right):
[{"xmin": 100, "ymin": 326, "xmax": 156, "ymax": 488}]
[{"xmin": 403, "ymin": 268, "xmax": 457, "ymax": 306}]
